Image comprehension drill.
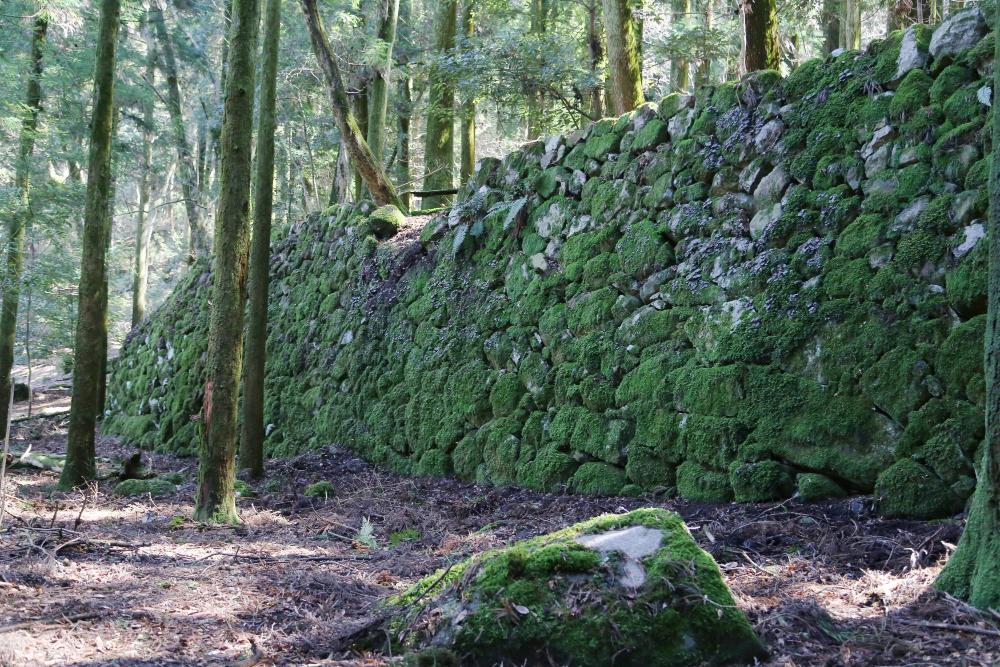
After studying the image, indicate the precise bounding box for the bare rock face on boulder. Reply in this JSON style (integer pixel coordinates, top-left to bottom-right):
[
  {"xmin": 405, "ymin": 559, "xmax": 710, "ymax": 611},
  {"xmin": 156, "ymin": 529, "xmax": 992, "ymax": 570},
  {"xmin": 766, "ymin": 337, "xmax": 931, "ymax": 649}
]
[
  {"xmin": 929, "ymin": 8, "xmax": 987, "ymax": 60},
  {"xmin": 382, "ymin": 509, "xmax": 766, "ymax": 666}
]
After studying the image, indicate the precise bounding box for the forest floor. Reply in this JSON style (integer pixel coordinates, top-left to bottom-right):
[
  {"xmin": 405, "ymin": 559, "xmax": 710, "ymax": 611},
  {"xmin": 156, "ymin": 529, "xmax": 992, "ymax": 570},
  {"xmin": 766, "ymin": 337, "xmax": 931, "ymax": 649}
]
[{"xmin": 1, "ymin": 404, "xmax": 1000, "ymax": 666}]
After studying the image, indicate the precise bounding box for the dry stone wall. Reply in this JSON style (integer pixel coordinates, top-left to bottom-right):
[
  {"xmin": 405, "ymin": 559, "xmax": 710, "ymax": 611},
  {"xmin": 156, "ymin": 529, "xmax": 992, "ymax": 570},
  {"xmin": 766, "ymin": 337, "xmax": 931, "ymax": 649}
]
[{"xmin": 106, "ymin": 8, "xmax": 995, "ymax": 518}]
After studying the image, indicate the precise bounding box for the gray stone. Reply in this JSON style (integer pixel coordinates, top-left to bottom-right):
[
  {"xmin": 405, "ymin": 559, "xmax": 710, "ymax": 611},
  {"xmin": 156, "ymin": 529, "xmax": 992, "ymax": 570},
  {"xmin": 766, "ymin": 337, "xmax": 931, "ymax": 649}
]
[
  {"xmin": 865, "ymin": 143, "xmax": 892, "ymax": 177},
  {"xmin": 954, "ymin": 222, "xmax": 985, "ymax": 259},
  {"xmin": 739, "ymin": 159, "xmax": 766, "ymax": 193},
  {"xmin": 668, "ymin": 108, "xmax": 695, "ymax": 141},
  {"xmin": 754, "ymin": 119, "xmax": 784, "ymax": 154},
  {"xmin": 575, "ymin": 526, "xmax": 664, "ymax": 588},
  {"xmin": 930, "ymin": 8, "xmax": 986, "ymax": 60},
  {"xmin": 951, "ymin": 191, "xmax": 979, "ymax": 227},
  {"xmin": 753, "ymin": 166, "xmax": 790, "ymax": 207},
  {"xmin": 750, "ymin": 203, "xmax": 782, "ymax": 240},
  {"xmin": 640, "ymin": 269, "xmax": 672, "ymax": 302},
  {"xmin": 893, "ymin": 26, "xmax": 929, "ymax": 81},
  {"xmin": 861, "ymin": 123, "xmax": 895, "ymax": 160},
  {"xmin": 631, "ymin": 102, "xmax": 658, "ymax": 131}
]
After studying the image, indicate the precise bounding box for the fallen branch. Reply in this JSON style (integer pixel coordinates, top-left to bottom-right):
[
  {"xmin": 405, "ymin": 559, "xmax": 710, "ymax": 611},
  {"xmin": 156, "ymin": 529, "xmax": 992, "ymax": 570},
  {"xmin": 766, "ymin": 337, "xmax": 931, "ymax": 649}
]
[{"xmin": 896, "ymin": 618, "xmax": 1000, "ymax": 638}]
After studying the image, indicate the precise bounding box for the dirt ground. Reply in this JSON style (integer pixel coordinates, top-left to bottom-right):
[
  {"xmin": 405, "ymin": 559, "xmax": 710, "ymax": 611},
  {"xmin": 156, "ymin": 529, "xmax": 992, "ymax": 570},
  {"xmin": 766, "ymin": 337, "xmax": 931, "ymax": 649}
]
[{"xmin": 1, "ymin": 404, "xmax": 999, "ymax": 667}]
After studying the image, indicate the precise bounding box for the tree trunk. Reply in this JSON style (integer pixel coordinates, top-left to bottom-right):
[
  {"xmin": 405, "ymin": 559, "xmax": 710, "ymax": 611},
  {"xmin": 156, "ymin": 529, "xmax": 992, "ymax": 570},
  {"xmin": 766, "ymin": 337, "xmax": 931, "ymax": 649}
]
[
  {"xmin": 743, "ymin": 0, "xmax": 781, "ymax": 72},
  {"xmin": 299, "ymin": 0, "xmax": 405, "ymax": 210},
  {"xmin": 61, "ymin": 0, "xmax": 119, "ymax": 489},
  {"xmin": 695, "ymin": 0, "xmax": 713, "ymax": 87},
  {"xmin": 395, "ymin": 0, "xmax": 413, "ymax": 210},
  {"xmin": 527, "ymin": 0, "xmax": 546, "ymax": 139},
  {"xmin": 459, "ymin": 0, "xmax": 475, "ymax": 184},
  {"xmin": 671, "ymin": 0, "xmax": 691, "ymax": 92},
  {"xmin": 889, "ymin": 1, "xmax": 932, "ymax": 31},
  {"xmin": 422, "ymin": 0, "xmax": 457, "ymax": 208},
  {"xmin": 152, "ymin": 0, "xmax": 207, "ymax": 263},
  {"xmin": 843, "ymin": 0, "xmax": 861, "ymax": 50},
  {"xmin": 366, "ymin": 0, "xmax": 399, "ymax": 165},
  {"xmin": 132, "ymin": 18, "xmax": 157, "ymax": 327},
  {"xmin": 935, "ymin": 9, "xmax": 1000, "ymax": 611},
  {"xmin": 239, "ymin": 0, "xmax": 281, "ymax": 480},
  {"xmin": 195, "ymin": 0, "xmax": 260, "ymax": 523},
  {"xmin": 0, "ymin": 17, "xmax": 47, "ymax": 442},
  {"xmin": 98, "ymin": 107, "xmax": 119, "ymax": 416},
  {"xmin": 823, "ymin": 0, "xmax": 841, "ymax": 54},
  {"xmin": 586, "ymin": 0, "xmax": 605, "ymax": 118},
  {"xmin": 601, "ymin": 0, "xmax": 644, "ymax": 114}
]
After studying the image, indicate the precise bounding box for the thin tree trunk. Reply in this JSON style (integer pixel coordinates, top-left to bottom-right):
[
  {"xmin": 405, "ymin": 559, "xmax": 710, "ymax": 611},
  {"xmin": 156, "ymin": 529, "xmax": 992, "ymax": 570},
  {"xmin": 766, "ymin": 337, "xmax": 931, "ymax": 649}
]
[
  {"xmin": 133, "ymin": 19, "xmax": 157, "ymax": 327},
  {"xmin": 527, "ymin": 0, "xmax": 546, "ymax": 139},
  {"xmin": 671, "ymin": 0, "xmax": 691, "ymax": 92},
  {"xmin": 194, "ymin": 0, "xmax": 260, "ymax": 523},
  {"xmin": 299, "ymin": 0, "xmax": 403, "ymax": 209},
  {"xmin": 394, "ymin": 0, "xmax": 413, "ymax": 210},
  {"xmin": 366, "ymin": 0, "xmax": 399, "ymax": 165},
  {"xmin": 98, "ymin": 107, "xmax": 119, "ymax": 416},
  {"xmin": 695, "ymin": 0, "xmax": 713, "ymax": 86},
  {"xmin": 0, "ymin": 17, "xmax": 47, "ymax": 441},
  {"xmin": 24, "ymin": 244, "xmax": 33, "ymax": 418},
  {"xmin": 459, "ymin": 0, "xmax": 475, "ymax": 183},
  {"xmin": 151, "ymin": 0, "xmax": 207, "ymax": 263},
  {"xmin": 586, "ymin": 0, "xmax": 605, "ymax": 118},
  {"xmin": 239, "ymin": 0, "xmax": 281, "ymax": 480},
  {"xmin": 743, "ymin": 0, "xmax": 781, "ymax": 72},
  {"xmin": 602, "ymin": 0, "xmax": 644, "ymax": 114},
  {"xmin": 422, "ymin": 0, "xmax": 457, "ymax": 207},
  {"xmin": 935, "ymin": 7, "xmax": 1000, "ymax": 611},
  {"xmin": 333, "ymin": 142, "xmax": 351, "ymax": 204},
  {"xmin": 62, "ymin": 0, "xmax": 120, "ymax": 489}
]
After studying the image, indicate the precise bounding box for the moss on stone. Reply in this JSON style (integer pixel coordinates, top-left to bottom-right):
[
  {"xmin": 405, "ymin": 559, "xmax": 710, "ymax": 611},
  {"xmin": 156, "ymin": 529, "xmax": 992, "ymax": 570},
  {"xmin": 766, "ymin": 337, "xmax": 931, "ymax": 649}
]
[
  {"xmin": 874, "ymin": 459, "xmax": 963, "ymax": 519},
  {"xmin": 114, "ymin": 477, "xmax": 177, "ymax": 498},
  {"xmin": 796, "ymin": 473, "xmax": 847, "ymax": 502}
]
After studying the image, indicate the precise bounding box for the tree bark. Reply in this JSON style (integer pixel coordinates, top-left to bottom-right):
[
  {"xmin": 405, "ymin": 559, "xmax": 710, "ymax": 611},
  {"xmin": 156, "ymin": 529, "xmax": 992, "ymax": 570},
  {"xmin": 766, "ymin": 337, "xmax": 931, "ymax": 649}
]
[
  {"xmin": 151, "ymin": 0, "xmax": 207, "ymax": 263},
  {"xmin": 366, "ymin": 0, "xmax": 399, "ymax": 165},
  {"xmin": 823, "ymin": 0, "xmax": 841, "ymax": 54},
  {"xmin": 0, "ymin": 17, "xmax": 47, "ymax": 442},
  {"xmin": 299, "ymin": 0, "xmax": 405, "ymax": 209},
  {"xmin": 695, "ymin": 0, "xmax": 713, "ymax": 86},
  {"xmin": 843, "ymin": 0, "xmax": 861, "ymax": 50},
  {"xmin": 935, "ymin": 8, "xmax": 1000, "ymax": 611},
  {"xmin": 132, "ymin": 18, "xmax": 157, "ymax": 327},
  {"xmin": 671, "ymin": 0, "xmax": 691, "ymax": 92},
  {"xmin": 459, "ymin": 0, "xmax": 475, "ymax": 184},
  {"xmin": 422, "ymin": 0, "xmax": 457, "ymax": 208},
  {"xmin": 394, "ymin": 0, "xmax": 413, "ymax": 210},
  {"xmin": 239, "ymin": 0, "xmax": 281, "ymax": 480},
  {"xmin": 61, "ymin": 0, "xmax": 119, "ymax": 489},
  {"xmin": 527, "ymin": 0, "xmax": 546, "ymax": 139},
  {"xmin": 194, "ymin": 0, "xmax": 260, "ymax": 523},
  {"xmin": 743, "ymin": 0, "xmax": 781, "ymax": 72},
  {"xmin": 601, "ymin": 0, "xmax": 644, "ymax": 114},
  {"xmin": 585, "ymin": 0, "xmax": 605, "ymax": 118}
]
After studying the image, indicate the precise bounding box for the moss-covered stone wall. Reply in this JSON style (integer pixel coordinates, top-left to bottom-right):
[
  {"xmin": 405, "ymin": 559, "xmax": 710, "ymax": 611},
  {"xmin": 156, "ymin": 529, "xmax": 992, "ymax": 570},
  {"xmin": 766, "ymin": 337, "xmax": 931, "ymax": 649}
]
[{"xmin": 106, "ymin": 11, "xmax": 994, "ymax": 518}]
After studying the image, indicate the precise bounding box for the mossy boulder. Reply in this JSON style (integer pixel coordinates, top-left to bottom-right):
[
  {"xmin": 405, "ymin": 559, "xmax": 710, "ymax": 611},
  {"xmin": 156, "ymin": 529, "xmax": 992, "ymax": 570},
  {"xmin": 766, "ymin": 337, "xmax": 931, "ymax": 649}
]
[
  {"xmin": 874, "ymin": 459, "xmax": 964, "ymax": 519},
  {"xmin": 113, "ymin": 477, "xmax": 177, "ymax": 498},
  {"xmin": 383, "ymin": 509, "xmax": 766, "ymax": 666}
]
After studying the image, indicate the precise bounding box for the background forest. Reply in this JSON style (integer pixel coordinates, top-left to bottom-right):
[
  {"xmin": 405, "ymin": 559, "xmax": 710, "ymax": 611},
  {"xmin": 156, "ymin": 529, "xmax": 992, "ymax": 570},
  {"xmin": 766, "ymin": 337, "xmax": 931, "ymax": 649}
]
[{"xmin": 0, "ymin": 0, "xmax": 979, "ymax": 370}]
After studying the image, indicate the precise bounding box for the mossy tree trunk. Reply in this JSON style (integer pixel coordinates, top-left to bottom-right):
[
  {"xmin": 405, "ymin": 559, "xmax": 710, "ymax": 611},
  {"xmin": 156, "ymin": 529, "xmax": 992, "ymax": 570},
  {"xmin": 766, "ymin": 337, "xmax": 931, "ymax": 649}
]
[
  {"xmin": 194, "ymin": 0, "xmax": 260, "ymax": 523},
  {"xmin": 585, "ymin": 0, "xmax": 605, "ymax": 118},
  {"xmin": 935, "ymin": 10, "xmax": 1000, "ymax": 610},
  {"xmin": 601, "ymin": 0, "xmax": 644, "ymax": 114},
  {"xmin": 822, "ymin": 0, "xmax": 841, "ymax": 54},
  {"xmin": 152, "ymin": 0, "xmax": 207, "ymax": 263},
  {"xmin": 527, "ymin": 0, "xmax": 546, "ymax": 139},
  {"xmin": 671, "ymin": 0, "xmax": 690, "ymax": 92},
  {"xmin": 459, "ymin": 0, "xmax": 475, "ymax": 184},
  {"xmin": 61, "ymin": 0, "xmax": 119, "ymax": 489},
  {"xmin": 300, "ymin": 0, "xmax": 405, "ymax": 210},
  {"xmin": 0, "ymin": 17, "xmax": 47, "ymax": 442},
  {"xmin": 239, "ymin": 0, "xmax": 281, "ymax": 480},
  {"xmin": 132, "ymin": 18, "xmax": 156, "ymax": 327},
  {"xmin": 743, "ymin": 0, "xmax": 780, "ymax": 72},
  {"xmin": 366, "ymin": 0, "xmax": 399, "ymax": 166},
  {"xmin": 422, "ymin": 0, "xmax": 457, "ymax": 208}
]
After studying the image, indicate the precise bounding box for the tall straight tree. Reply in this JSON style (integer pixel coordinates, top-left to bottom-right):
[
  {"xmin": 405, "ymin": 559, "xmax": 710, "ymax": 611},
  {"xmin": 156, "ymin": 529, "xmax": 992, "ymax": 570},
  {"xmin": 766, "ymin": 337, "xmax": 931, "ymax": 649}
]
[
  {"xmin": 843, "ymin": 0, "xmax": 861, "ymax": 50},
  {"xmin": 194, "ymin": 0, "xmax": 260, "ymax": 522},
  {"xmin": 935, "ymin": 7, "xmax": 1000, "ymax": 610},
  {"xmin": 602, "ymin": 0, "xmax": 644, "ymax": 114},
  {"xmin": 239, "ymin": 0, "xmax": 282, "ymax": 479},
  {"xmin": 584, "ymin": 0, "xmax": 605, "ymax": 118},
  {"xmin": 695, "ymin": 0, "xmax": 713, "ymax": 86},
  {"xmin": 822, "ymin": 0, "xmax": 840, "ymax": 53},
  {"xmin": 527, "ymin": 0, "xmax": 546, "ymax": 138},
  {"xmin": 366, "ymin": 0, "xmax": 399, "ymax": 165},
  {"xmin": 422, "ymin": 0, "xmax": 457, "ymax": 208},
  {"xmin": 671, "ymin": 0, "xmax": 690, "ymax": 92},
  {"xmin": 394, "ymin": 0, "xmax": 413, "ymax": 211},
  {"xmin": 459, "ymin": 0, "xmax": 475, "ymax": 183},
  {"xmin": 132, "ymin": 18, "xmax": 156, "ymax": 326},
  {"xmin": 61, "ymin": 0, "xmax": 120, "ymax": 489},
  {"xmin": 0, "ymin": 16, "xmax": 47, "ymax": 442},
  {"xmin": 743, "ymin": 0, "xmax": 780, "ymax": 72},
  {"xmin": 151, "ymin": 0, "xmax": 207, "ymax": 263},
  {"xmin": 299, "ymin": 0, "xmax": 405, "ymax": 209}
]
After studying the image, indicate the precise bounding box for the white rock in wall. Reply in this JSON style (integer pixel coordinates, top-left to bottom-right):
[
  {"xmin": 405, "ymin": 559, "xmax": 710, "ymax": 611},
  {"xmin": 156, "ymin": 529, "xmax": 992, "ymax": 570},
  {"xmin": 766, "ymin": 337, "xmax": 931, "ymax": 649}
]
[
  {"xmin": 893, "ymin": 25, "xmax": 929, "ymax": 81},
  {"xmin": 929, "ymin": 7, "xmax": 986, "ymax": 59}
]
